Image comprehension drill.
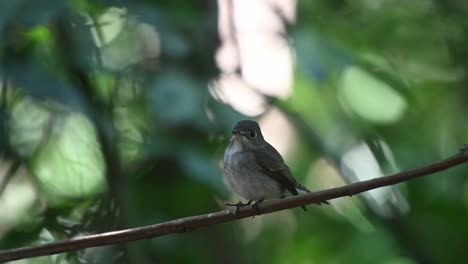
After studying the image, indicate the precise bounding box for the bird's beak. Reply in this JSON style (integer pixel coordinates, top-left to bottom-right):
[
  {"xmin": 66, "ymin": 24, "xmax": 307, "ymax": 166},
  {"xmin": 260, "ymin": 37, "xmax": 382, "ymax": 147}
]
[{"xmin": 231, "ymin": 130, "xmax": 241, "ymax": 141}]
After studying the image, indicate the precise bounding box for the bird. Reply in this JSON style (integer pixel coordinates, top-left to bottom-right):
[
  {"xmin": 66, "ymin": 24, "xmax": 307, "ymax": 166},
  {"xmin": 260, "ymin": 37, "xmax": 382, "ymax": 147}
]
[{"xmin": 224, "ymin": 120, "xmax": 321, "ymax": 213}]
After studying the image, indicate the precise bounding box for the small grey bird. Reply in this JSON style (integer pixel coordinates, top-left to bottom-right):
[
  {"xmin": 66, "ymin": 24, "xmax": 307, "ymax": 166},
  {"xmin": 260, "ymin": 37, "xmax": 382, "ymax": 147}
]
[{"xmin": 224, "ymin": 120, "xmax": 313, "ymax": 212}]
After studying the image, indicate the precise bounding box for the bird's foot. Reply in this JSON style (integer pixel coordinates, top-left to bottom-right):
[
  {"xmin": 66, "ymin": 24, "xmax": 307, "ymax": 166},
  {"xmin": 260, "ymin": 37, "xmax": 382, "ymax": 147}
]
[
  {"xmin": 225, "ymin": 200, "xmax": 252, "ymax": 215},
  {"xmin": 251, "ymin": 199, "xmax": 264, "ymax": 217}
]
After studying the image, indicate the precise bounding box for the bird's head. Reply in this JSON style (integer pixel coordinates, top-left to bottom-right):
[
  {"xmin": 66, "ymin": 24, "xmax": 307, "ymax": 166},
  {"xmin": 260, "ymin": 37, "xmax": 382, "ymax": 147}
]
[{"xmin": 230, "ymin": 120, "xmax": 265, "ymax": 151}]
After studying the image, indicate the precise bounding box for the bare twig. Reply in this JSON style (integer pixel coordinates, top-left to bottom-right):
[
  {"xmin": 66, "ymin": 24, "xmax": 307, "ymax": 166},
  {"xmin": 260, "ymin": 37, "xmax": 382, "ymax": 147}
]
[{"xmin": 0, "ymin": 147, "xmax": 467, "ymax": 262}]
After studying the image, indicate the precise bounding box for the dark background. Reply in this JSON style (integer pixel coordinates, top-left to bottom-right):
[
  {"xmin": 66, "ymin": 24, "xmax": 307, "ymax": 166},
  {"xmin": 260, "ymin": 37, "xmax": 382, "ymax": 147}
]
[{"xmin": 1, "ymin": 0, "xmax": 467, "ymax": 263}]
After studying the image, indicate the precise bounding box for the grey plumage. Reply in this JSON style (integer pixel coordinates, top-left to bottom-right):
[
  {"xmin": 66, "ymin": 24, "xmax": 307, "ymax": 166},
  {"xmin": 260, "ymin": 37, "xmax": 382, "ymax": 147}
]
[{"xmin": 224, "ymin": 120, "xmax": 310, "ymax": 211}]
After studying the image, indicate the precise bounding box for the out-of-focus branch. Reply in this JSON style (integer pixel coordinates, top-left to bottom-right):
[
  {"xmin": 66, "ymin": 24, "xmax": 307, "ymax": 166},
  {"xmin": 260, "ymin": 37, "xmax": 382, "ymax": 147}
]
[
  {"xmin": 0, "ymin": 147, "xmax": 467, "ymax": 262},
  {"xmin": 51, "ymin": 16, "xmax": 126, "ymax": 228}
]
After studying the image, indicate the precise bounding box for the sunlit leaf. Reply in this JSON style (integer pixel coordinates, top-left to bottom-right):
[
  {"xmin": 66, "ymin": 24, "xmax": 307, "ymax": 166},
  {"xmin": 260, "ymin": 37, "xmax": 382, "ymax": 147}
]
[
  {"xmin": 100, "ymin": 19, "xmax": 160, "ymax": 70},
  {"xmin": 89, "ymin": 7, "xmax": 127, "ymax": 47},
  {"xmin": 32, "ymin": 113, "xmax": 106, "ymax": 205},
  {"xmin": 339, "ymin": 66, "xmax": 407, "ymax": 124},
  {"xmin": 24, "ymin": 26, "xmax": 51, "ymax": 44},
  {"xmin": 0, "ymin": 172, "xmax": 38, "ymax": 237},
  {"xmin": 9, "ymin": 99, "xmax": 51, "ymax": 157}
]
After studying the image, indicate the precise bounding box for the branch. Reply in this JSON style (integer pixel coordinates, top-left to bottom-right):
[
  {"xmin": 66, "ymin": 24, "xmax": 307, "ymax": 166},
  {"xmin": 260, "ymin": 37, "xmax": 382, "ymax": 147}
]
[{"xmin": 1, "ymin": 147, "xmax": 467, "ymax": 262}]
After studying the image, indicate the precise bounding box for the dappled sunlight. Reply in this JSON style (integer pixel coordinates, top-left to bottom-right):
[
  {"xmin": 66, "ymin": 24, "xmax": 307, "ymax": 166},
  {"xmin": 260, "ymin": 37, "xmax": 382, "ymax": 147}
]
[
  {"xmin": 96, "ymin": 11, "xmax": 161, "ymax": 70},
  {"xmin": 114, "ymin": 106, "xmax": 144, "ymax": 163},
  {"xmin": 305, "ymin": 158, "xmax": 343, "ymax": 192},
  {"xmin": 0, "ymin": 170, "xmax": 38, "ymax": 237},
  {"xmin": 9, "ymin": 99, "xmax": 106, "ymax": 205},
  {"xmin": 209, "ymin": 74, "xmax": 267, "ymax": 116},
  {"xmin": 9, "ymin": 99, "xmax": 52, "ymax": 157},
  {"xmin": 339, "ymin": 66, "xmax": 407, "ymax": 124},
  {"xmin": 215, "ymin": 0, "xmax": 295, "ymax": 115},
  {"xmin": 258, "ymin": 108, "xmax": 297, "ymax": 159},
  {"xmin": 239, "ymin": 34, "xmax": 293, "ymax": 98},
  {"xmin": 88, "ymin": 7, "xmax": 128, "ymax": 48},
  {"xmin": 341, "ymin": 141, "xmax": 410, "ymax": 217},
  {"xmin": 306, "ymin": 158, "xmax": 374, "ymax": 232},
  {"xmin": 33, "ymin": 113, "xmax": 106, "ymax": 204}
]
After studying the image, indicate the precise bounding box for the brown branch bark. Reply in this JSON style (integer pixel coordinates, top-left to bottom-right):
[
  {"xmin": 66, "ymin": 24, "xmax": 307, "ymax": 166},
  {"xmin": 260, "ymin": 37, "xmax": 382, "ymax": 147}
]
[{"xmin": 1, "ymin": 147, "xmax": 467, "ymax": 262}]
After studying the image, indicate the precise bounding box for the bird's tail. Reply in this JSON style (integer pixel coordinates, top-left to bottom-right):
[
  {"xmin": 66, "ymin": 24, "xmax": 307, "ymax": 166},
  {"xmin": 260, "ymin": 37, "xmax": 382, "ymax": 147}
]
[
  {"xmin": 295, "ymin": 184, "xmax": 330, "ymax": 207},
  {"xmin": 296, "ymin": 183, "xmax": 310, "ymax": 194}
]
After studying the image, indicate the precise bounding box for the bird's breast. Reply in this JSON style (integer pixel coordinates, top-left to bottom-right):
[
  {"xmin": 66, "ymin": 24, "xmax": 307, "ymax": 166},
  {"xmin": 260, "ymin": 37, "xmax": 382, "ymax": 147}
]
[{"xmin": 223, "ymin": 146, "xmax": 283, "ymax": 200}]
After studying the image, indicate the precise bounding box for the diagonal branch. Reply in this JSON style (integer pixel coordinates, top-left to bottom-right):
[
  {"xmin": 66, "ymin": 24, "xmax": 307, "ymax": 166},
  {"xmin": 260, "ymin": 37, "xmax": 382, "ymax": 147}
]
[{"xmin": 1, "ymin": 147, "xmax": 467, "ymax": 262}]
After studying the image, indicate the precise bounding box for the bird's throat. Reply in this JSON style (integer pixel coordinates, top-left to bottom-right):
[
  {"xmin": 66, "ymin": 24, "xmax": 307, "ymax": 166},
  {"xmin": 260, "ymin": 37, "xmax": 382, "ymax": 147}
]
[{"xmin": 229, "ymin": 137, "xmax": 245, "ymax": 153}]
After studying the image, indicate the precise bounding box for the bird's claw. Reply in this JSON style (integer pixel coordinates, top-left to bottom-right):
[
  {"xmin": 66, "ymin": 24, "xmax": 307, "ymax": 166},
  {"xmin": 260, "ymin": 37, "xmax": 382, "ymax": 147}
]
[
  {"xmin": 251, "ymin": 199, "xmax": 264, "ymax": 217},
  {"xmin": 225, "ymin": 200, "xmax": 252, "ymax": 215}
]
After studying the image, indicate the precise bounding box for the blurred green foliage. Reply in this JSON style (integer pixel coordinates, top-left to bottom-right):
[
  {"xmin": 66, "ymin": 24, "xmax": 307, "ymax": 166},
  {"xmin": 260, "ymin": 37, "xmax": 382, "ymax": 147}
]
[{"xmin": 1, "ymin": 0, "xmax": 468, "ymax": 263}]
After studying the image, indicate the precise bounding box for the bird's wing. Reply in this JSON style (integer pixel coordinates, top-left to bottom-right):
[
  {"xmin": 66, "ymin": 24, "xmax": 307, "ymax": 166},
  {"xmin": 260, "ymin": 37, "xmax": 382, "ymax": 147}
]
[{"xmin": 253, "ymin": 143, "xmax": 307, "ymax": 196}]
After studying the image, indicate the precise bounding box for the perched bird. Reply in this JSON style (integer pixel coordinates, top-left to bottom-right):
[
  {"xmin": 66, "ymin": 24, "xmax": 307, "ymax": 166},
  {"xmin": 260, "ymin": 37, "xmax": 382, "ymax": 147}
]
[{"xmin": 224, "ymin": 120, "xmax": 317, "ymax": 212}]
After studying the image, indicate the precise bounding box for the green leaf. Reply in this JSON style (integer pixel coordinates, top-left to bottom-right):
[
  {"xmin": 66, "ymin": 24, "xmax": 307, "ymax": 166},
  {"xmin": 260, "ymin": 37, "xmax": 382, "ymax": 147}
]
[
  {"xmin": 32, "ymin": 113, "xmax": 106, "ymax": 206},
  {"xmin": 339, "ymin": 66, "xmax": 407, "ymax": 124}
]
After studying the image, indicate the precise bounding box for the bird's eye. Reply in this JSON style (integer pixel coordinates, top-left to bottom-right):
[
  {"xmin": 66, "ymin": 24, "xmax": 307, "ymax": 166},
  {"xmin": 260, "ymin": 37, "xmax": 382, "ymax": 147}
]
[{"xmin": 249, "ymin": 130, "xmax": 257, "ymax": 138}]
